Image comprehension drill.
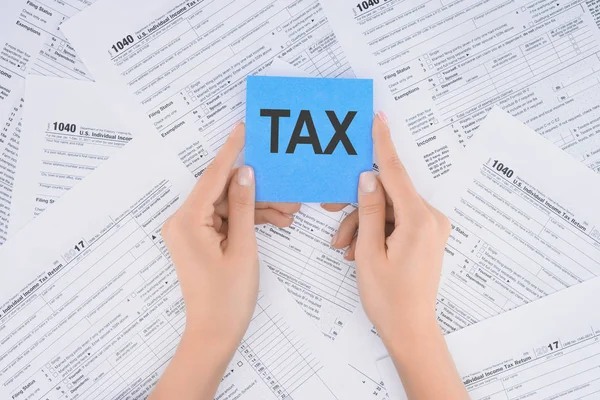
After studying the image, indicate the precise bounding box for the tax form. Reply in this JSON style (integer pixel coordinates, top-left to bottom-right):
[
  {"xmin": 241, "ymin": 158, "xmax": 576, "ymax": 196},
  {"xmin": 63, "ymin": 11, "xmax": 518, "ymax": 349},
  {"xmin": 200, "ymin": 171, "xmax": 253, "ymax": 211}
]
[
  {"xmin": 377, "ymin": 273, "xmax": 600, "ymax": 399},
  {"xmin": 0, "ymin": 0, "xmax": 96, "ymax": 245},
  {"xmin": 433, "ymin": 107, "xmax": 600, "ymax": 332},
  {"xmin": 10, "ymin": 76, "xmax": 132, "ymax": 236},
  {"xmin": 62, "ymin": 0, "xmax": 354, "ymax": 178},
  {"xmin": 0, "ymin": 133, "xmax": 369, "ymax": 400},
  {"xmin": 321, "ymin": 0, "xmax": 600, "ymax": 180},
  {"xmin": 334, "ymin": 107, "xmax": 600, "ymax": 398},
  {"xmin": 62, "ymin": 0, "xmax": 368, "ymax": 339}
]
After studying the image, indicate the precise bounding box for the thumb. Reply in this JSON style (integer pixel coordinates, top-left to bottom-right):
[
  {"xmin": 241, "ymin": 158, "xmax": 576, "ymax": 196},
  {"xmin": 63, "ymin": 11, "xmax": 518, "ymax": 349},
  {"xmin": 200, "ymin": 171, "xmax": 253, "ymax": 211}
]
[
  {"xmin": 356, "ymin": 171, "xmax": 387, "ymax": 262},
  {"xmin": 227, "ymin": 166, "xmax": 257, "ymax": 256}
]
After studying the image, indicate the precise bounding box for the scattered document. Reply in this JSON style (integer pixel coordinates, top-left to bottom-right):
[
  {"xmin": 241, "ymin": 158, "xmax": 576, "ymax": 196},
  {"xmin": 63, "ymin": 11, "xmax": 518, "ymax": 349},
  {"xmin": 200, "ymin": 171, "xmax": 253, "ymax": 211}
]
[
  {"xmin": 10, "ymin": 76, "xmax": 132, "ymax": 236},
  {"xmin": 334, "ymin": 307, "xmax": 390, "ymax": 399},
  {"xmin": 62, "ymin": 0, "xmax": 436, "ymax": 197},
  {"xmin": 62, "ymin": 0, "xmax": 354, "ymax": 178},
  {"xmin": 433, "ymin": 107, "xmax": 600, "ymax": 332},
  {"xmin": 321, "ymin": 0, "xmax": 600, "ymax": 181},
  {"xmin": 0, "ymin": 133, "xmax": 369, "ymax": 400},
  {"xmin": 377, "ymin": 272, "xmax": 600, "ymax": 399},
  {"xmin": 65, "ymin": 0, "xmax": 368, "ymax": 339},
  {"xmin": 0, "ymin": 0, "xmax": 97, "ymax": 245},
  {"xmin": 334, "ymin": 107, "xmax": 600, "ymax": 398}
]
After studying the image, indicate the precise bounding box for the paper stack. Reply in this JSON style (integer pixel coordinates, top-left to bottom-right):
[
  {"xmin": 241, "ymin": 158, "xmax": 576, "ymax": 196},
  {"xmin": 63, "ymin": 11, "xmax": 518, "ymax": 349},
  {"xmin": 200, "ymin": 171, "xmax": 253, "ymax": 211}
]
[{"xmin": 1, "ymin": 0, "xmax": 600, "ymax": 399}]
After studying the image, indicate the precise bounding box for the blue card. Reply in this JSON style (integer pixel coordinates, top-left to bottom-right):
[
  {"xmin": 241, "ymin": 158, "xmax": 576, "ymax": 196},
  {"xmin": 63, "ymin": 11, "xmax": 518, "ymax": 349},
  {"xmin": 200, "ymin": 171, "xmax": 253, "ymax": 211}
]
[{"xmin": 245, "ymin": 75, "xmax": 373, "ymax": 203}]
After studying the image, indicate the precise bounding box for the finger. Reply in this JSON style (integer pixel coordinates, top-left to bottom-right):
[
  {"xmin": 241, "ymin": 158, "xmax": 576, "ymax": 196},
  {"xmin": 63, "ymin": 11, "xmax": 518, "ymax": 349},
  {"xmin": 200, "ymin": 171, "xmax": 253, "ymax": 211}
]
[
  {"xmin": 385, "ymin": 205, "xmax": 395, "ymax": 222},
  {"xmin": 372, "ymin": 113, "xmax": 420, "ymax": 209},
  {"xmin": 386, "ymin": 221, "xmax": 395, "ymax": 238},
  {"xmin": 213, "ymin": 214, "xmax": 223, "ymax": 232},
  {"xmin": 215, "ymin": 199, "xmax": 301, "ymax": 220},
  {"xmin": 423, "ymin": 199, "xmax": 452, "ymax": 238},
  {"xmin": 226, "ymin": 166, "xmax": 258, "ymax": 255},
  {"xmin": 219, "ymin": 220, "xmax": 229, "ymax": 236},
  {"xmin": 332, "ymin": 203, "xmax": 394, "ymax": 249},
  {"xmin": 213, "ymin": 169, "xmax": 236, "ymax": 209},
  {"xmin": 257, "ymin": 202, "xmax": 302, "ymax": 215},
  {"xmin": 342, "ymin": 222, "xmax": 394, "ymax": 262},
  {"xmin": 332, "ymin": 209, "xmax": 358, "ymax": 248},
  {"xmin": 356, "ymin": 171, "xmax": 387, "ymax": 261},
  {"xmin": 256, "ymin": 209, "xmax": 295, "ymax": 228},
  {"xmin": 189, "ymin": 122, "xmax": 245, "ymax": 206},
  {"xmin": 321, "ymin": 203, "xmax": 348, "ymax": 212},
  {"xmin": 344, "ymin": 237, "xmax": 358, "ymax": 261}
]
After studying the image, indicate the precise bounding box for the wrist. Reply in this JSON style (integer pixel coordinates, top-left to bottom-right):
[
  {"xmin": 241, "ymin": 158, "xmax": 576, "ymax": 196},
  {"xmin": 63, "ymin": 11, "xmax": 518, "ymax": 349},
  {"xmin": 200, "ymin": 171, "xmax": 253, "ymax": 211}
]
[
  {"xmin": 181, "ymin": 325, "xmax": 239, "ymax": 368},
  {"xmin": 378, "ymin": 313, "xmax": 442, "ymax": 364}
]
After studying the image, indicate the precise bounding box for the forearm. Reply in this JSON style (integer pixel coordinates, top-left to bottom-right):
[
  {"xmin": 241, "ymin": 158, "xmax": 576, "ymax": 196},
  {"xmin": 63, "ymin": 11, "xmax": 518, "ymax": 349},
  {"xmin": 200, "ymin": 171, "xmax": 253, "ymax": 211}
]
[
  {"xmin": 384, "ymin": 319, "xmax": 469, "ymax": 400},
  {"xmin": 149, "ymin": 328, "xmax": 235, "ymax": 400}
]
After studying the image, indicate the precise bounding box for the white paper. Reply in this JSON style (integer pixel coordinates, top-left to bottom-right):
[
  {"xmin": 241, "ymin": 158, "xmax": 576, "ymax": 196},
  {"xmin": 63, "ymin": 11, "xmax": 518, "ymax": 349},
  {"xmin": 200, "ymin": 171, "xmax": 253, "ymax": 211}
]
[
  {"xmin": 0, "ymin": 132, "xmax": 370, "ymax": 400},
  {"xmin": 61, "ymin": 0, "xmax": 436, "ymax": 197},
  {"xmin": 62, "ymin": 0, "xmax": 355, "ymax": 177},
  {"xmin": 62, "ymin": 3, "xmax": 370, "ymax": 340},
  {"xmin": 10, "ymin": 76, "xmax": 132, "ymax": 236},
  {"xmin": 377, "ymin": 269, "xmax": 600, "ymax": 400},
  {"xmin": 335, "ymin": 107, "xmax": 600, "ymax": 398},
  {"xmin": 321, "ymin": 0, "xmax": 600, "ymax": 181},
  {"xmin": 433, "ymin": 107, "xmax": 600, "ymax": 332},
  {"xmin": 0, "ymin": 0, "xmax": 97, "ymax": 245}
]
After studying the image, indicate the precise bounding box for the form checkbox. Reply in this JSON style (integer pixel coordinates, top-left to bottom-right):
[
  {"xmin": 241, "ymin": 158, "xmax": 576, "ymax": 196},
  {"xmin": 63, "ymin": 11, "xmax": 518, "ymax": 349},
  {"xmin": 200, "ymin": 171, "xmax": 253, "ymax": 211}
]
[
  {"xmin": 132, "ymin": 292, "xmax": 137, "ymax": 297},
  {"xmin": 521, "ymin": 6, "xmax": 526, "ymax": 11},
  {"xmin": 186, "ymin": 87, "xmax": 191, "ymax": 92},
  {"xmin": 21, "ymin": 65, "xmax": 26, "ymax": 71},
  {"xmin": 191, "ymin": 96, "xmax": 197, "ymax": 101},
  {"xmin": 277, "ymin": 26, "xmax": 282, "ymax": 32},
  {"xmin": 286, "ymin": 41, "xmax": 291, "ymax": 46},
  {"xmin": 529, "ymin": 22, "xmax": 534, "ymax": 27},
  {"xmin": 237, "ymin": 361, "xmax": 243, "ymax": 367},
  {"xmin": 53, "ymin": 373, "xmax": 58, "ymax": 377}
]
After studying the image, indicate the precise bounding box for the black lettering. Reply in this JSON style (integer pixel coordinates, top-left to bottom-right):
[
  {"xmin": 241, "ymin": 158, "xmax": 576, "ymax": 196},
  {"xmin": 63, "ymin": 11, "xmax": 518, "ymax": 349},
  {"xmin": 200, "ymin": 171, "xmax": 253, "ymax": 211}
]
[
  {"xmin": 286, "ymin": 110, "xmax": 323, "ymax": 154},
  {"xmin": 323, "ymin": 111, "xmax": 357, "ymax": 155},
  {"xmin": 260, "ymin": 109, "xmax": 291, "ymax": 153}
]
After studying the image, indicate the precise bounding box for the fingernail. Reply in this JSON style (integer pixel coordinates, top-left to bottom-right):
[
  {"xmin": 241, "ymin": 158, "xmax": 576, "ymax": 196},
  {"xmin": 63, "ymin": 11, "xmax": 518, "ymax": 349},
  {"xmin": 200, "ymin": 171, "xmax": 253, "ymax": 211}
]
[
  {"xmin": 377, "ymin": 111, "xmax": 388, "ymax": 125},
  {"xmin": 344, "ymin": 248, "xmax": 351, "ymax": 260},
  {"xmin": 331, "ymin": 232, "xmax": 339, "ymax": 246},
  {"xmin": 359, "ymin": 171, "xmax": 377, "ymax": 193},
  {"xmin": 232, "ymin": 120, "xmax": 244, "ymax": 130},
  {"xmin": 238, "ymin": 166, "xmax": 254, "ymax": 186}
]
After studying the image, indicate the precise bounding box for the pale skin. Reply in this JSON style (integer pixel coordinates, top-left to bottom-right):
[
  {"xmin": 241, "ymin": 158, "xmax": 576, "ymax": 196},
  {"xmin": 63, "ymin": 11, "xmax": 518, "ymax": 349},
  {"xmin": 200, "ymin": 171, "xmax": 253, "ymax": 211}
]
[{"xmin": 149, "ymin": 114, "xmax": 469, "ymax": 400}]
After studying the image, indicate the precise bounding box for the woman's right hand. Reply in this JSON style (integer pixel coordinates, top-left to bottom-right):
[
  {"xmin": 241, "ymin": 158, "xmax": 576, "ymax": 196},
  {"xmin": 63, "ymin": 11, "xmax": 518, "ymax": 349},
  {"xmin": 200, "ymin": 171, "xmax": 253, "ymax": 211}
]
[
  {"xmin": 352, "ymin": 113, "xmax": 450, "ymax": 344},
  {"xmin": 349, "ymin": 113, "xmax": 468, "ymax": 399}
]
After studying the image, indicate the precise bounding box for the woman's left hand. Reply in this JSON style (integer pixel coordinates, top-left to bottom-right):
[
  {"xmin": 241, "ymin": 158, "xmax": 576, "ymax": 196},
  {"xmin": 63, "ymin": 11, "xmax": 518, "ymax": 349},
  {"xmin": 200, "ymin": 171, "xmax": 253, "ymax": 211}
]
[{"xmin": 150, "ymin": 123, "xmax": 277, "ymax": 400}]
